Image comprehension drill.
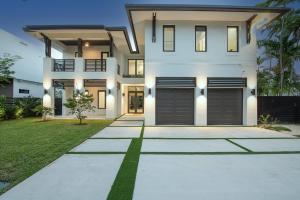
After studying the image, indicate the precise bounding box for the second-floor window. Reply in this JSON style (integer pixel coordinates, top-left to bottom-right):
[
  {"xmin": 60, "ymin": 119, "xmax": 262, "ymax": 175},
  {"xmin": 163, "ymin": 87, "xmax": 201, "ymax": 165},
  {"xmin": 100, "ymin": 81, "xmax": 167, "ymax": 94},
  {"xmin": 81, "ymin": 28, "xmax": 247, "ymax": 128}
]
[
  {"xmin": 163, "ymin": 25, "xmax": 175, "ymax": 52},
  {"xmin": 195, "ymin": 26, "xmax": 207, "ymax": 52},
  {"xmin": 227, "ymin": 26, "xmax": 239, "ymax": 52},
  {"xmin": 128, "ymin": 59, "xmax": 144, "ymax": 77}
]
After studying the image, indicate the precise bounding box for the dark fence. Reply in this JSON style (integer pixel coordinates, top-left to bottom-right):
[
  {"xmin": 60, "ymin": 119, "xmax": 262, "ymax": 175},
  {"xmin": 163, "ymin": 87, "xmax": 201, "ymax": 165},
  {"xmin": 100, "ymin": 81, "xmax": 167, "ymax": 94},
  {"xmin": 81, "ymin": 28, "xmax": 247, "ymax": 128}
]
[{"xmin": 258, "ymin": 96, "xmax": 300, "ymax": 123}]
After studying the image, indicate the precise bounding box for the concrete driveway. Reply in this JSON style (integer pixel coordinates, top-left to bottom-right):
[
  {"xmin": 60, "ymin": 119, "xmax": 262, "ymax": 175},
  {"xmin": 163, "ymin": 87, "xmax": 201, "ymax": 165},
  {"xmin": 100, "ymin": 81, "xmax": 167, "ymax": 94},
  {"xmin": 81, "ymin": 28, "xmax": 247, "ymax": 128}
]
[
  {"xmin": 2, "ymin": 120, "xmax": 300, "ymax": 200},
  {"xmin": 134, "ymin": 126, "xmax": 300, "ymax": 200}
]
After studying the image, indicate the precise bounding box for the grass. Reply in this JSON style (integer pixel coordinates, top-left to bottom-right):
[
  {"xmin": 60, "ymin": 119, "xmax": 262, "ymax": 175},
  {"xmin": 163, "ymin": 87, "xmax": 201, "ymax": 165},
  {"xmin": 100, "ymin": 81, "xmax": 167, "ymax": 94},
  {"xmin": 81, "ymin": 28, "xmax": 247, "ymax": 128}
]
[
  {"xmin": 0, "ymin": 117, "xmax": 112, "ymax": 194},
  {"xmin": 107, "ymin": 125, "xmax": 144, "ymax": 200},
  {"xmin": 266, "ymin": 126, "xmax": 292, "ymax": 132}
]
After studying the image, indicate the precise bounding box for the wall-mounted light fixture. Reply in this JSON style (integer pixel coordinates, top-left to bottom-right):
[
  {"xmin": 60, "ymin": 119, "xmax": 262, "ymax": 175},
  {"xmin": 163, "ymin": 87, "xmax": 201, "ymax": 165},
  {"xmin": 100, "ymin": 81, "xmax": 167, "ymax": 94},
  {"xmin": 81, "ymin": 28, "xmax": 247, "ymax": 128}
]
[
  {"xmin": 84, "ymin": 42, "xmax": 89, "ymax": 47},
  {"xmin": 108, "ymin": 89, "xmax": 112, "ymax": 95},
  {"xmin": 200, "ymin": 89, "xmax": 205, "ymax": 95},
  {"xmin": 44, "ymin": 89, "xmax": 48, "ymax": 94},
  {"xmin": 122, "ymin": 93, "xmax": 125, "ymax": 97},
  {"xmin": 75, "ymin": 89, "xmax": 80, "ymax": 94},
  {"xmin": 148, "ymin": 88, "xmax": 152, "ymax": 95},
  {"xmin": 251, "ymin": 89, "xmax": 256, "ymax": 95}
]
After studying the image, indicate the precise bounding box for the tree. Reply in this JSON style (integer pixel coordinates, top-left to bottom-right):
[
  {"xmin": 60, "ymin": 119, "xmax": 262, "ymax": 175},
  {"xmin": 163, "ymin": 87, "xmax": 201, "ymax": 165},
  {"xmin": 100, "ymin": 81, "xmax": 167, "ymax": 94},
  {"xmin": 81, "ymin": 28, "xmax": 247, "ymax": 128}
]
[
  {"xmin": 63, "ymin": 91, "xmax": 95, "ymax": 125},
  {"xmin": 257, "ymin": 0, "xmax": 300, "ymax": 95},
  {"xmin": 0, "ymin": 53, "xmax": 20, "ymax": 86}
]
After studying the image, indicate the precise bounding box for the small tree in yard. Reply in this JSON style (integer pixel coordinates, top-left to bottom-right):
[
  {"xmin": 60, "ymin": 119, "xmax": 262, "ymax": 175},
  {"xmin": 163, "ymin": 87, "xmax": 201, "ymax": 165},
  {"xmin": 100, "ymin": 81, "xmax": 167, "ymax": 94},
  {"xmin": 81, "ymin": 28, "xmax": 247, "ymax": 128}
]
[
  {"xmin": 64, "ymin": 91, "xmax": 95, "ymax": 125},
  {"xmin": 0, "ymin": 53, "xmax": 21, "ymax": 86}
]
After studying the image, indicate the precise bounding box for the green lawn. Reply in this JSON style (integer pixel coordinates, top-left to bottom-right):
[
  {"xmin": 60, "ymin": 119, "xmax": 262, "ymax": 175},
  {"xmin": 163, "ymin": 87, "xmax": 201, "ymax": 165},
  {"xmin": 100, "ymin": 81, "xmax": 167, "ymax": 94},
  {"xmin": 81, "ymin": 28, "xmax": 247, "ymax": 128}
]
[{"xmin": 0, "ymin": 118, "xmax": 112, "ymax": 194}]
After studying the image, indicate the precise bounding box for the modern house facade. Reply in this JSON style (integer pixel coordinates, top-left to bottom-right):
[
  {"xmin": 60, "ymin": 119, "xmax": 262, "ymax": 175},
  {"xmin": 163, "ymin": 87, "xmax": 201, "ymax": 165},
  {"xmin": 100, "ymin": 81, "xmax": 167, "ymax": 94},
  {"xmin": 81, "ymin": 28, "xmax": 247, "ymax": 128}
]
[
  {"xmin": 24, "ymin": 4, "xmax": 288, "ymax": 125},
  {"xmin": 0, "ymin": 29, "xmax": 44, "ymax": 98}
]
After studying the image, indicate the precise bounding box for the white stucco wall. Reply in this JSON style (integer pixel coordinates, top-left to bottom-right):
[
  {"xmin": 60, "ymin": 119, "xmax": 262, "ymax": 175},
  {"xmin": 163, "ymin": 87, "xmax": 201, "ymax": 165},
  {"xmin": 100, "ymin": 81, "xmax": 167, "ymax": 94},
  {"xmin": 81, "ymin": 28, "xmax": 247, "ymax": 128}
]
[
  {"xmin": 0, "ymin": 29, "xmax": 43, "ymax": 83},
  {"xmin": 13, "ymin": 79, "xmax": 43, "ymax": 98},
  {"xmin": 144, "ymin": 20, "xmax": 257, "ymax": 126}
]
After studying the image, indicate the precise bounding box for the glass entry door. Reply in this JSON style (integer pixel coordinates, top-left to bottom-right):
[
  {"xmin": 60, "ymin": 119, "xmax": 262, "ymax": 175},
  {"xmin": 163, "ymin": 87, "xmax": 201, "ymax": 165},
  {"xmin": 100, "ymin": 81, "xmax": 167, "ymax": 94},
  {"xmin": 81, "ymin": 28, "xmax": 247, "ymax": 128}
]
[{"xmin": 128, "ymin": 91, "xmax": 144, "ymax": 114}]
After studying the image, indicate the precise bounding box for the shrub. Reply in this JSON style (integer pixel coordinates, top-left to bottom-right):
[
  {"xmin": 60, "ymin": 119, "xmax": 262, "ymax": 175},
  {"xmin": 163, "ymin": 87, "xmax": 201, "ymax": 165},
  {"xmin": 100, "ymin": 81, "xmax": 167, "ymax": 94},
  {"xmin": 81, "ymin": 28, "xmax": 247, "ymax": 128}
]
[
  {"xmin": 32, "ymin": 104, "xmax": 53, "ymax": 121},
  {"xmin": 15, "ymin": 97, "xmax": 41, "ymax": 117},
  {"xmin": 0, "ymin": 95, "xmax": 5, "ymax": 119}
]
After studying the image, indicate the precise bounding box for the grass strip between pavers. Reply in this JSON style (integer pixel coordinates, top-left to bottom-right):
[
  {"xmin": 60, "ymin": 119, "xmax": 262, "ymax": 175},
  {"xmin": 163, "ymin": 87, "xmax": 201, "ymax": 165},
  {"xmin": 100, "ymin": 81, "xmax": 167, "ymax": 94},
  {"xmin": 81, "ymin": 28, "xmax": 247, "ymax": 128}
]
[
  {"xmin": 143, "ymin": 137, "xmax": 299, "ymax": 140},
  {"xmin": 106, "ymin": 124, "xmax": 144, "ymax": 200},
  {"xmin": 226, "ymin": 139, "xmax": 253, "ymax": 152},
  {"xmin": 66, "ymin": 152, "xmax": 126, "ymax": 154},
  {"xmin": 141, "ymin": 151, "xmax": 300, "ymax": 155}
]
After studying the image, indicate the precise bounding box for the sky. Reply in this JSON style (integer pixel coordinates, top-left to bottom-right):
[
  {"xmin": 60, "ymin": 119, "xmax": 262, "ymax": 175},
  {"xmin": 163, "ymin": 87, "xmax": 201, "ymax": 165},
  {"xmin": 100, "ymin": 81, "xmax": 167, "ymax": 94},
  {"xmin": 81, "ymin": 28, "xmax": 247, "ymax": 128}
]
[{"xmin": 0, "ymin": 0, "xmax": 299, "ymax": 73}]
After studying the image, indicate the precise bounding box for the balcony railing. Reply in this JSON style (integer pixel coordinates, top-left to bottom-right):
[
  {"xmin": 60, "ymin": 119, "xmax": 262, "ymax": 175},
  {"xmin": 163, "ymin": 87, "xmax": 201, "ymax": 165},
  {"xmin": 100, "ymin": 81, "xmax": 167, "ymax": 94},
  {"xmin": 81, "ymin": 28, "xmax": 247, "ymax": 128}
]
[
  {"xmin": 123, "ymin": 74, "xmax": 144, "ymax": 78},
  {"xmin": 85, "ymin": 59, "xmax": 106, "ymax": 72},
  {"xmin": 53, "ymin": 59, "xmax": 75, "ymax": 72}
]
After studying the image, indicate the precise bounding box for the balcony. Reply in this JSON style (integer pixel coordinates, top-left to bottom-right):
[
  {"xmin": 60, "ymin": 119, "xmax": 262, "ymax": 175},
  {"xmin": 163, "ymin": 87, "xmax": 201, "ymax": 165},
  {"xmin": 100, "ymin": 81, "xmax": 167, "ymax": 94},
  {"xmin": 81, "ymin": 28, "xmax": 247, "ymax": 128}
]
[
  {"xmin": 84, "ymin": 59, "xmax": 106, "ymax": 72},
  {"xmin": 53, "ymin": 59, "xmax": 75, "ymax": 72}
]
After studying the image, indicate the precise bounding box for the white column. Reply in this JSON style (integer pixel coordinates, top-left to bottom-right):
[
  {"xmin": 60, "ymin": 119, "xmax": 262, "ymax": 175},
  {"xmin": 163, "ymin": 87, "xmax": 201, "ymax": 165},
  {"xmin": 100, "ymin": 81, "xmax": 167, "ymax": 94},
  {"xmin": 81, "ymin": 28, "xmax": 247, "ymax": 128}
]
[
  {"xmin": 195, "ymin": 76, "xmax": 207, "ymax": 125},
  {"xmin": 106, "ymin": 58, "xmax": 118, "ymax": 119},
  {"xmin": 144, "ymin": 74, "xmax": 156, "ymax": 126},
  {"xmin": 43, "ymin": 58, "xmax": 53, "ymax": 108}
]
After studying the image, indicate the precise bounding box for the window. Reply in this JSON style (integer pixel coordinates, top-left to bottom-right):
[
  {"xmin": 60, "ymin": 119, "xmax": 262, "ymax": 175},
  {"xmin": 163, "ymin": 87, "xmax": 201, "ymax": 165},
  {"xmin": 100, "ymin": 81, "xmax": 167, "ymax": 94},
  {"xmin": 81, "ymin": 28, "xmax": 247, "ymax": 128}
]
[
  {"xmin": 98, "ymin": 90, "xmax": 106, "ymax": 109},
  {"xmin": 163, "ymin": 25, "xmax": 175, "ymax": 52},
  {"xmin": 19, "ymin": 89, "xmax": 29, "ymax": 94},
  {"xmin": 101, "ymin": 52, "xmax": 109, "ymax": 60},
  {"xmin": 227, "ymin": 26, "xmax": 239, "ymax": 52},
  {"xmin": 195, "ymin": 26, "xmax": 207, "ymax": 52},
  {"xmin": 128, "ymin": 59, "xmax": 144, "ymax": 77}
]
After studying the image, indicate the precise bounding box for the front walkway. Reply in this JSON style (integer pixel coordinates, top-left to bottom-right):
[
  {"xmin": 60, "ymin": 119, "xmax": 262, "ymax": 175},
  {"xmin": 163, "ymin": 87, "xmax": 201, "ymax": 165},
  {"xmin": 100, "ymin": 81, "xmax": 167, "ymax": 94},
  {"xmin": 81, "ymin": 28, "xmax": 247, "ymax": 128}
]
[
  {"xmin": 1, "ymin": 115, "xmax": 300, "ymax": 200},
  {"xmin": 0, "ymin": 115, "xmax": 143, "ymax": 200}
]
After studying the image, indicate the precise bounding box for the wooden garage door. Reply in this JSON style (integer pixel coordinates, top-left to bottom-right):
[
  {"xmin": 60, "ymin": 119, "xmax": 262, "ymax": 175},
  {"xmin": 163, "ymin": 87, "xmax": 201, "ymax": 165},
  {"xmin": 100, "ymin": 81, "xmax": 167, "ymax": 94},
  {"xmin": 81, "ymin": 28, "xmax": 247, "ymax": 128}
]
[
  {"xmin": 156, "ymin": 88, "xmax": 194, "ymax": 125},
  {"xmin": 207, "ymin": 88, "xmax": 243, "ymax": 125}
]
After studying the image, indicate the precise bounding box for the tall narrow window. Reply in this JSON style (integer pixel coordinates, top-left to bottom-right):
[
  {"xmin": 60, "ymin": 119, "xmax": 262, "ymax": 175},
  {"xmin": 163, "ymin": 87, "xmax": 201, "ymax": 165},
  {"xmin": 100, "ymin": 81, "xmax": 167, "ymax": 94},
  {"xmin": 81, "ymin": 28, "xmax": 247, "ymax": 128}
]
[
  {"xmin": 195, "ymin": 26, "xmax": 207, "ymax": 52},
  {"xmin": 128, "ymin": 60, "xmax": 136, "ymax": 76},
  {"xmin": 98, "ymin": 90, "xmax": 106, "ymax": 109},
  {"xmin": 227, "ymin": 26, "xmax": 239, "ymax": 52},
  {"xmin": 163, "ymin": 25, "xmax": 175, "ymax": 52}
]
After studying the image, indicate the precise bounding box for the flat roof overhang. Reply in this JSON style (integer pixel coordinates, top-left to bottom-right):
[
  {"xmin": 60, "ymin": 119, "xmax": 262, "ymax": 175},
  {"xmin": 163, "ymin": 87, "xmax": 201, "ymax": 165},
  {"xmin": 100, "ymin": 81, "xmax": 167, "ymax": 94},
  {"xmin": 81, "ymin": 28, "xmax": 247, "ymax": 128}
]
[
  {"xmin": 126, "ymin": 4, "xmax": 290, "ymax": 53},
  {"xmin": 24, "ymin": 25, "xmax": 135, "ymax": 54}
]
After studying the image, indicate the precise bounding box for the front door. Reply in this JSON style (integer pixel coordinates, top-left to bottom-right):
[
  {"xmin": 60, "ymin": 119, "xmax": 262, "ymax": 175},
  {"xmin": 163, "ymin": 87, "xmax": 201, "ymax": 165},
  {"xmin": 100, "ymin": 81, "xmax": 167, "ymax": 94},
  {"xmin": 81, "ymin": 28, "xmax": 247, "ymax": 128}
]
[{"xmin": 128, "ymin": 91, "xmax": 144, "ymax": 114}]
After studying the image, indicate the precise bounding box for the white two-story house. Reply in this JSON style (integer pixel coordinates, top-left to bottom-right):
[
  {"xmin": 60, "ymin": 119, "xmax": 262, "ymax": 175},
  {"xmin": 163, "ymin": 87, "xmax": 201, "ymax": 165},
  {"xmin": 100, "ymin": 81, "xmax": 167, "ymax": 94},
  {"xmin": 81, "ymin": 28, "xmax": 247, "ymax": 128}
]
[{"xmin": 24, "ymin": 4, "xmax": 288, "ymax": 125}]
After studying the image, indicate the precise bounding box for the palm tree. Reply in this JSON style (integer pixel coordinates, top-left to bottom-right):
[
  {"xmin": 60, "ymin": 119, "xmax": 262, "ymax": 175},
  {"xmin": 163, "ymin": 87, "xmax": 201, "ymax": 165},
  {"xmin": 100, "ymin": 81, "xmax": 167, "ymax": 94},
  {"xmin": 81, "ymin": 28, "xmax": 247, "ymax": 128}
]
[{"xmin": 257, "ymin": 0, "xmax": 300, "ymax": 95}]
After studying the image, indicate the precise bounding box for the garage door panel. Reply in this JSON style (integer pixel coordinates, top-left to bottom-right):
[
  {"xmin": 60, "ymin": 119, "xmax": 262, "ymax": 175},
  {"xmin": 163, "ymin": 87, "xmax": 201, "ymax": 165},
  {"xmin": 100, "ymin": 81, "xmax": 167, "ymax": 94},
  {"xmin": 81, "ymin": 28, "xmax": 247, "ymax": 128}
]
[
  {"xmin": 156, "ymin": 88, "xmax": 194, "ymax": 125},
  {"xmin": 207, "ymin": 89, "xmax": 243, "ymax": 125}
]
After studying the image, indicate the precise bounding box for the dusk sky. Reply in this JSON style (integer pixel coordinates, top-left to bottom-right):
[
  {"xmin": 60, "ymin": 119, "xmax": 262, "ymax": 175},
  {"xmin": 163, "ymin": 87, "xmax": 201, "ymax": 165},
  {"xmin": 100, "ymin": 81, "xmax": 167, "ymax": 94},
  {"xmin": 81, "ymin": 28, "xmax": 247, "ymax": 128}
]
[{"xmin": 0, "ymin": 0, "xmax": 299, "ymax": 72}]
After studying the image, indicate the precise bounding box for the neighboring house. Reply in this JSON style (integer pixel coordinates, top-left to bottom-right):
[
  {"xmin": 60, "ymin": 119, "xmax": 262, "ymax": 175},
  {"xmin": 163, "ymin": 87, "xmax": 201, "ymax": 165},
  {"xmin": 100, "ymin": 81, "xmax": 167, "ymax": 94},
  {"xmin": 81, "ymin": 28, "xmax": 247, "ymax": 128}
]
[
  {"xmin": 0, "ymin": 29, "xmax": 43, "ymax": 98},
  {"xmin": 24, "ymin": 4, "xmax": 288, "ymax": 125}
]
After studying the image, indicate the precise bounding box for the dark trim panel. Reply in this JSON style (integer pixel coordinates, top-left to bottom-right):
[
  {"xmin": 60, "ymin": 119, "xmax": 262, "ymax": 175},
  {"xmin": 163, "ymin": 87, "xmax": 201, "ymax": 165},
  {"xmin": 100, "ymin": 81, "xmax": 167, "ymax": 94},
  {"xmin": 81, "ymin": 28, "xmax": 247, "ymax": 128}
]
[
  {"xmin": 195, "ymin": 25, "xmax": 207, "ymax": 52},
  {"xmin": 125, "ymin": 4, "xmax": 290, "ymax": 13},
  {"xmin": 23, "ymin": 25, "xmax": 136, "ymax": 54},
  {"xmin": 163, "ymin": 25, "xmax": 175, "ymax": 52},
  {"xmin": 207, "ymin": 77, "xmax": 247, "ymax": 88},
  {"xmin": 227, "ymin": 26, "xmax": 239, "ymax": 52}
]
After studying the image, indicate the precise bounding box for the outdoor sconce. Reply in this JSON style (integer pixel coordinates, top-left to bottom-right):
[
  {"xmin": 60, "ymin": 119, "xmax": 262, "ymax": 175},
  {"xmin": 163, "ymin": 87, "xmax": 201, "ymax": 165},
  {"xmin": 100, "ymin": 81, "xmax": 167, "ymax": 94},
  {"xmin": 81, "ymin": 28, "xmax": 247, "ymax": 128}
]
[
  {"xmin": 84, "ymin": 42, "xmax": 89, "ymax": 47},
  {"xmin": 122, "ymin": 93, "xmax": 125, "ymax": 96},
  {"xmin": 75, "ymin": 89, "xmax": 80, "ymax": 94},
  {"xmin": 44, "ymin": 89, "xmax": 48, "ymax": 94},
  {"xmin": 251, "ymin": 89, "xmax": 256, "ymax": 95},
  {"xmin": 148, "ymin": 88, "xmax": 152, "ymax": 95},
  {"xmin": 108, "ymin": 89, "xmax": 112, "ymax": 95},
  {"xmin": 200, "ymin": 89, "xmax": 205, "ymax": 95}
]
